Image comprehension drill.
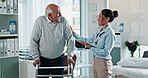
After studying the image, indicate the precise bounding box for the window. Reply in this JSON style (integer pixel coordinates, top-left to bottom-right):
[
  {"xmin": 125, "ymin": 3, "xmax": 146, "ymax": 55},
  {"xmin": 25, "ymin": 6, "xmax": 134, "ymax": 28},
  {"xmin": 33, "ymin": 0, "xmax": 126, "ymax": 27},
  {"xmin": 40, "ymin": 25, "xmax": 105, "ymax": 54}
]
[
  {"xmin": 19, "ymin": 0, "xmax": 80, "ymax": 48},
  {"xmin": 19, "ymin": 0, "xmax": 81, "ymax": 77}
]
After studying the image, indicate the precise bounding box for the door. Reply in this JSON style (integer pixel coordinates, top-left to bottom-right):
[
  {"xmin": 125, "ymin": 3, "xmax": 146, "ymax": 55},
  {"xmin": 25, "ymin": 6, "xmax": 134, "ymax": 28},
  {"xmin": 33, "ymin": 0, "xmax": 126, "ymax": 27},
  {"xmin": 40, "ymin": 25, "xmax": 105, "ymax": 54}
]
[
  {"xmin": 1, "ymin": 56, "xmax": 19, "ymax": 78},
  {"xmin": 111, "ymin": 47, "xmax": 120, "ymax": 65},
  {"xmin": 0, "ymin": 59, "xmax": 1, "ymax": 78}
]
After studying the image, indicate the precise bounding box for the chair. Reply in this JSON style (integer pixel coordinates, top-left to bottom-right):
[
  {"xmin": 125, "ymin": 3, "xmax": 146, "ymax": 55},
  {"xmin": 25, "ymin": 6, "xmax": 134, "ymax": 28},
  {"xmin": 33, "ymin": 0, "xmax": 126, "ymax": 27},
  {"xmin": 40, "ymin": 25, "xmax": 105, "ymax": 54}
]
[
  {"xmin": 35, "ymin": 54, "xmax": 77, "ymax": 78},
  {"xmin": 143, "ymin": 51, "xmax": 148, "ymax": 58}
]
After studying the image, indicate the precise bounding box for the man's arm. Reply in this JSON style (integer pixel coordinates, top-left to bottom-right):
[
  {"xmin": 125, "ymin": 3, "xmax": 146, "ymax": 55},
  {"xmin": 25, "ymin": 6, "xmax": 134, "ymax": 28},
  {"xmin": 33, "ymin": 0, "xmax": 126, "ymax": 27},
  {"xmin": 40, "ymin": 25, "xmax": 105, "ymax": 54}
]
[
  {"xmin": 65, "ymin": 27, "xmax": 75, "ymax": 64},
  {"xmin": 30, "ymin": 17, "xmax": 42, "ymax": 66},
  {"xmin": 64, "ymin": 18, "xmax": 75, "ymax": 60},
  {"xmin": 65, "ymin": 27, "xmax": 74, "ymax": 58}
]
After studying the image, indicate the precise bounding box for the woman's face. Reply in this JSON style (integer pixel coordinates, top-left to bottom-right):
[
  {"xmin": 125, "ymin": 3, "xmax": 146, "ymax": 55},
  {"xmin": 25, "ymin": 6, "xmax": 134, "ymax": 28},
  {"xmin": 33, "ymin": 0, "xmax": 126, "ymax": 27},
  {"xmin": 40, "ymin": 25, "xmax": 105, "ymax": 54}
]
[{"xmin": 97, "ymin": 13, "xmax": 109, "ymax": 26}]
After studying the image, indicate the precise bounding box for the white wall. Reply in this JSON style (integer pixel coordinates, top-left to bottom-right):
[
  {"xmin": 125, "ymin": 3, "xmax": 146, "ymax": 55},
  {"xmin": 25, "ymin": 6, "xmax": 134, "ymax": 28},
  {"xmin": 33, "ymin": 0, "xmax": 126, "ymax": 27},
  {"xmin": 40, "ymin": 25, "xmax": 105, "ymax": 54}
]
[
  {"xmin": 109, "ymin": 0, "xmax": 131, "ymax": 32},
  {"xmin": 88, "ymin": 0, "xmax": 107, "ymax": 37},
  {"xmin": 109, "ymin": 0, "xmax": 148, "ymax": 46}
]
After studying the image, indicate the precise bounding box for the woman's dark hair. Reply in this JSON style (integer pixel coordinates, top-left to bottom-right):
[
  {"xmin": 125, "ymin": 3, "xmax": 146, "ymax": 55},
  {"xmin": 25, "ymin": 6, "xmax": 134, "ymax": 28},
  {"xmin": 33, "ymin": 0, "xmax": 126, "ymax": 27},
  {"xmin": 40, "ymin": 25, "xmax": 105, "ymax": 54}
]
[{"xmin": 101, "ymin": 9, "xmax": 118, "ymax": 22}]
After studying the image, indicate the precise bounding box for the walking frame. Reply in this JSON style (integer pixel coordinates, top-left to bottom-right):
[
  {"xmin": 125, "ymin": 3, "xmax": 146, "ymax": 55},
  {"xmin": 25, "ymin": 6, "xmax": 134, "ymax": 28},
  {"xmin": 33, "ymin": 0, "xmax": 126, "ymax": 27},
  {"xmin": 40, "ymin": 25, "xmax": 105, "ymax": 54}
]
[{"xmin": 35, "ymin": 55, "xmax": 77, "ymax": 78}]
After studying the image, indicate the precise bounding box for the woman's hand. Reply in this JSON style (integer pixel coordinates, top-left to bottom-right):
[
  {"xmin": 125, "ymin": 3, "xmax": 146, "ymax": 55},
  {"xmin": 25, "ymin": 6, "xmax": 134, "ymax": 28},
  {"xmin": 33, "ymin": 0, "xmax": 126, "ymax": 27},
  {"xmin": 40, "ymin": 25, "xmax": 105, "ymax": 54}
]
[
  {"xmin": 79, "ymin": 41, "xmax": 92, "ymax": 49},
  {"xmin": 85, "ymin": 44, "xmax": 92, "ymax": 49}
]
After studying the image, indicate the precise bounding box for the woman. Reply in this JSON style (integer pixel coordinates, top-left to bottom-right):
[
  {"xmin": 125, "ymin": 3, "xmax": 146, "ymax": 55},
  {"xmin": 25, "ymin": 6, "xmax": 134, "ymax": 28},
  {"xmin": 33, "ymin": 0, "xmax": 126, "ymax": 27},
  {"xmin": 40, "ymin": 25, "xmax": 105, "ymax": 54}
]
[{"xmin": 71, "ymin": 9, "xmax": 118, "ymax": 78}]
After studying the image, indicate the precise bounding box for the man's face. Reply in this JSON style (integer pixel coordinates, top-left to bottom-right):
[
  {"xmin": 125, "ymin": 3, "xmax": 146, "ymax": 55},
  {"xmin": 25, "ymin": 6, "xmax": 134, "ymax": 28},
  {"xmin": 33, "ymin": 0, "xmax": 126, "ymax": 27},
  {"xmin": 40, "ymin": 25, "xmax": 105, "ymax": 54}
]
[{"xmin": 48, "ymin": 8, "xmax": 61, "ymax": 22}]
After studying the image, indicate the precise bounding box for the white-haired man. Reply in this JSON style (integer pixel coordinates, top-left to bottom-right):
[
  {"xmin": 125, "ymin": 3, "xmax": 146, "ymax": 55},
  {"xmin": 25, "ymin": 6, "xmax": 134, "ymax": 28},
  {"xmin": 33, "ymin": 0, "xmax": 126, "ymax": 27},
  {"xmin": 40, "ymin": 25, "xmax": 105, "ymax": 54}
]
[{"xmin": 30, "ymin": 4, "xmax": 74, "ymax": 78}]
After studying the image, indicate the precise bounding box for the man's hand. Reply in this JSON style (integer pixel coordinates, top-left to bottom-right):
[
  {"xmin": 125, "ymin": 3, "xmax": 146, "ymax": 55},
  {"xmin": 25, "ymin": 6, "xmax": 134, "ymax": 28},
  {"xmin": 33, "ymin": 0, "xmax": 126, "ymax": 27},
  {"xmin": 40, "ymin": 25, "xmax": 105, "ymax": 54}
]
[
  {"xmin": 67, "ymin": 58, "xmax": 75, "ymax": 64},
  {"xmin": 33, "ymin": 60, "xmax": 41, "ymax": 67}
]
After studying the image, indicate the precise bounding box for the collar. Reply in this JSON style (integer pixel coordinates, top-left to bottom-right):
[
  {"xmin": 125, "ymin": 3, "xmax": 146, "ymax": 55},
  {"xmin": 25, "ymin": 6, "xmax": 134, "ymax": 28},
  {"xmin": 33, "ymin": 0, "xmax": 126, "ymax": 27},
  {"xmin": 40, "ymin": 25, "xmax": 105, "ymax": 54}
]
[
  {"xmin": 45, "ymin": 15, "xmax": 61, "ymax": 24},
  {"xmin": 100, "ymin": 25, "xmax": 111, "ymax": 33},
  {"xmin": 46, "ymin": 15, "xmax": 52, "ymax": 23}
]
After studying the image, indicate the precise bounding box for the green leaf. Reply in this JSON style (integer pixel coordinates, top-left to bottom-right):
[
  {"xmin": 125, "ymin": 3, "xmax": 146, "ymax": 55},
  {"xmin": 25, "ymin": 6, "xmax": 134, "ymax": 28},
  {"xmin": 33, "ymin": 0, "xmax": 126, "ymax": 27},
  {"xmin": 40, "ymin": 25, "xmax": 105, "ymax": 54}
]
[
  {"xmin": 125, "ymin": 40, "xmax": 139, "ymax": 53},
  {"xmin": 2, "ymin": 0, "xmax": 6, "ymax": 2}
]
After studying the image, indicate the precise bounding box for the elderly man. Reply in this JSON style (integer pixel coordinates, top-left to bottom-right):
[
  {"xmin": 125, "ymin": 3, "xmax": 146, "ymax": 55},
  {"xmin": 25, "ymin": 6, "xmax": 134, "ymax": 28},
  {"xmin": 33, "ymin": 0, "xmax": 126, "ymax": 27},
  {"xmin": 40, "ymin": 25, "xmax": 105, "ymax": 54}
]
[{"xmin": 30, "ymin": 4, "xmax": 74, "ymax": 78}]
